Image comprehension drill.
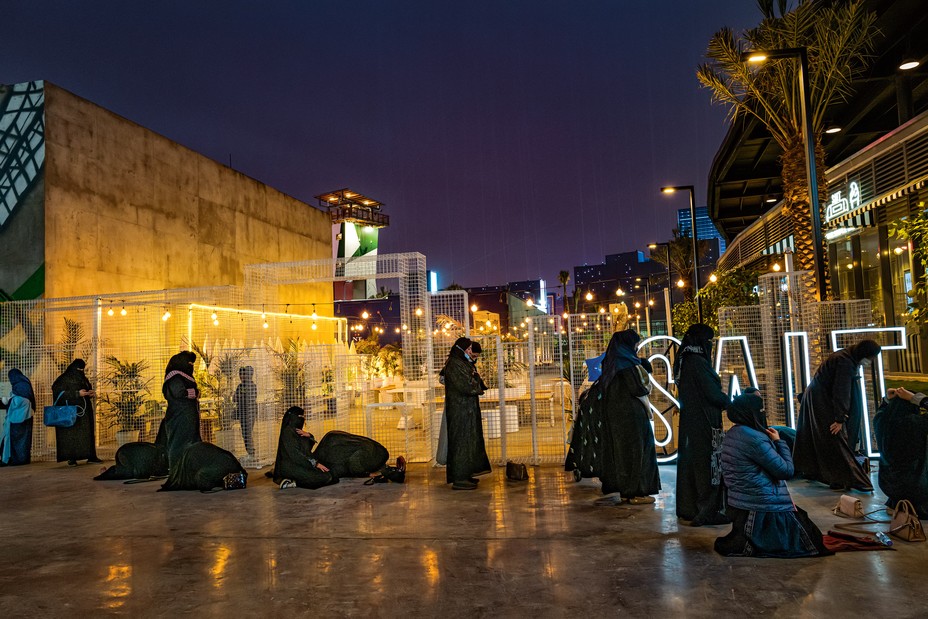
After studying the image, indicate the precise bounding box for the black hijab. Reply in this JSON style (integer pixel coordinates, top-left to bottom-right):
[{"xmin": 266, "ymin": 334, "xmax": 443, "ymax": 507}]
[
  {"xmin": 441, "ymin": 337, "xmax": 473, "ymax": 377},
  {"xmin": 673, "ymin": 323, "xmax": 715, "ymax": 380},
  {"xmin": 165, "ymin": 351, "xmax": 196, "ymax": 378},
  {"xmin": 55, "ymin": 359, "xmax": 91, "ymax": 392},
  {"xmin": 600, "ymin": 329, "xmax": 642, "ymax": 389},
  {"xmin": 273, "ymin": 406, "xmax": 317, "ymax": 484},
  {"xmin": 726, "ymin": 388, "xmax": 767, "ymax": 432},
  {"xmin": 849, "ymin": 339, "xmax": 881, "ymax": 364},
  {"xmin": 9, "ymin": 369, "xmax": 36, "ymax": 410}
]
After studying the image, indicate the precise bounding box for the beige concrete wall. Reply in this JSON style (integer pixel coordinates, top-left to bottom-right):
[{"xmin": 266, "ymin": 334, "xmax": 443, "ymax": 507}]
[{"xmin": 42, "ymin": 82, "xmax": 331, "ymax": 310}]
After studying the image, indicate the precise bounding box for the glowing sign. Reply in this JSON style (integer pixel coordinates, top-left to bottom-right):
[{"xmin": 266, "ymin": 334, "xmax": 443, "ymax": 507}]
[
  {"xmin": 782, "ymin": 332, "xmax": 812, "ymax": 428},
  {"xmin": 825, "ymin": 180, "xmax": 861, "ymax": 223},
  {"xmin": 714, "ymin": 336, "xmax": 759, "ymax": 391},
  {"xmin": 637, "ymin": 335, "xmax": 681, "ymax": 463}
]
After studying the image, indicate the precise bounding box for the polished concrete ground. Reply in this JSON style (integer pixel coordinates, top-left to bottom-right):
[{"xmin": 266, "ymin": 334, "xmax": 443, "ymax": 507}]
[{"xmin": 1, "ymin": 461, "xmax": 926, "ymax": 618}]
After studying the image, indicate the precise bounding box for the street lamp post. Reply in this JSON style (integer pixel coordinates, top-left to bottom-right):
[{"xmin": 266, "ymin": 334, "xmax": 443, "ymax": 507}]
[
  {"xmin": 660, "ymin": 185, "xmax": 701, "ymax": 322},
  {"xmin": 743, "ymin": 47, "xmax": 827, "ymax": 301},
  {"xmin": 648, "ymin": 242, "xmax": 674, "ymax": 336}
]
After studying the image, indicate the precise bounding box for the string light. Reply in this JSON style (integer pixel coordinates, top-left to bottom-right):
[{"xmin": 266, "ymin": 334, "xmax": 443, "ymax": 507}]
[
  {"xmin": 107, "ymin": 308, "xmax": 114, "ymax": 316},
  {"xmin": 120, "ymin": 306, "xmax": 127, "ymax": 316},
  {"xmin": 162, "ymin": 310, "xmax": 171, "ymax": 321}
]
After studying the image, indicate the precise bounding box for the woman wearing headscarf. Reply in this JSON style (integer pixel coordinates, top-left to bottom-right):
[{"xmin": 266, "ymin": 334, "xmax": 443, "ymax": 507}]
[
  {"xmin": 158, "ymin": 441, "xmax": 247, "ymax": 492},
  {"xmin": 313, "ymin": 430, "xmax": 391, "ymax": 479},
  {"xmin": 715, "ymin": 389, "xmax": 830, "ymax": 557},
  {"xmin": 233, "ymin": 365, "xmax": 258, "ymax": 462},
  {"xmin": 271, "ymin": 406, "xmax": 338, "ymax": 489},
  {"xmin": 161, "ymin": 351, "xmax": 201, "ymax": 470},
  {"xmin": 594, "ymin": 330, "xmax": 660, "ymax": 503},
  {"xmin": 1, "ymin": 369, "xmax": 36, "ymax": 466},
  {"xmin": 793, "ymin": 339, "xmax": 880, "ymax": 491},
  {"xmin": 673, "ymin": 323, "xmax": 730, "ymax": 526},
  {"xmin": 874, "ymin": 387, "xmax": 928, "ymax": 518},
  {"xmin": 52, "ymin": 359, "xmax": 101, "ymax": 466},
  {"xmin": 442, "ymin": 337, "xmax": 491, "ymax": 490},
  {"xmin": 94, "ymin": 423, "xmax": 168, "ymax": 481}
]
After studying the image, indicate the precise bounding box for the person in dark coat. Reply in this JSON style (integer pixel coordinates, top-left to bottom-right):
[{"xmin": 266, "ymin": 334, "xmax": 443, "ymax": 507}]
[
  {"xmin": 94, "ymin": 423, "xmax": 168, "ymax": 481},
  {"xmin": 793, "ymin": 339, "xmax": 880, "ymax": 491},
  {"xmin": 1, "ymin": 369, "xmax": 36, "ymax": 466},
  {"xmin": 442, "ymin": 337, "xmax": 491, "ymax": 490},
  {"xmin": 52, "ymin": 359, "xmax": 101, "ymax": 466},
  {"xmin": 158, "ymin": 441, "xmax": 247, "ymax": 492},
  {"xmin": 596, "ymin": 330, "xmax": 660, "ymax": 503},
  {"xmin": 874, "ymin": 387, "xmax": 928, "ymax": 518},
  {"xmin": 233, "ymin": 365, "xmax": 258, "ymax": 460},
  {"xmin": 161, "ymin": 351, "xmax": 201, "ymax": 471},
  {"xmin": 565, "ymin": 383, "xmax": 605, "ymax": 482},
  {"xmin": 271, "ymin": 406, "xmax": 337, "ymax": 489},
  {"xmin": 313, "ymin": 430, "xmax": 391, "ymax": 478},
  {"xmin": 673, "ymin": 324, "xmax": 730, "ymax": 526},
  {"xmin": 715, "ymin": 389, "xmax": 830, "ymax": 557}
]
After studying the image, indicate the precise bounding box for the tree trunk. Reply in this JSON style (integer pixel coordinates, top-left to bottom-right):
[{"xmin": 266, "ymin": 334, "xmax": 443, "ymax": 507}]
[{"xmin": 779, "ymin": 134, "xmax": 829, "ymax": 300}]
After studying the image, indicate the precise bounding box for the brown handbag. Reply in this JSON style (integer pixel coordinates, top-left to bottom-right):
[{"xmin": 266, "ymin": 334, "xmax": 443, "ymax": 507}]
[
  {"xmin": 833, "ymin": 494, "xmax": 864, "ymax": 519},
  {"xmin": 889, "ymin": 499, "xmax": 926, "ymax": 542}
]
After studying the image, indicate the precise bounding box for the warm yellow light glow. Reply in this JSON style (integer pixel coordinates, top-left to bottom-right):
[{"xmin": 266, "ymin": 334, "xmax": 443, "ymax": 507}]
[
  {"xmin": 661, "ymin": 187, "xmax": 676, "ymax": 194},
  {"xmin": 107, "ymin": 308, "xmax": 114, "ymax": 316},
  {"xmin": 825, "ymin": 126, "xmax": 842, "ymax": 134},
  {"xmin": 311, "ymin": 323, "xmax": 317, "ymax": 331},
  {"xmin": 395, "ymin": 328, "xmax": 400, "ymax": 333},
  {"xmin": 676, "ymin": 279, "xmax": 685, "ymax": 288},
  {"xmin": 261, "ymin": 312, "xmax": 266, "ymax": 320},
  {"xmin": 709, "ymin": 273, "xmax": 718, "ymax": 283},
  {"xmin": 894, "ymin": 247, "xmax": 905, "ymax": 255},
  {"xmin": 599, "ymin": 307, "xmax": 605, "ymax": 314},
  {"xmin": 526, "ymin": 298, "xmax": 534, "ymax": 307},
  {"xmin": 415, "ymin": 308, "xmax": 423, "ymax": 316},
  {"xmin": 612, "ymin": 307, "xmax": 618, "ymax": 313},
  {"xmin": 846, "ymin": 263, "xmax": 854, "ymax": 270},
  {"xmin": 345, "ymin": 192, "xmax": 354, "ymax": 198},
  {"xmin": 445, "ymin": 322, "xmax": 452, "ymax": 329},
  {"xmin": 634, "ymin": 302, "xmax": 641, "ymax": 308},
  {"xmin": 120, "ymin": 308, "xmax": 127, "ymax": 316},
  {"xmin": 361, "ymin": 311, "xmax": 370, "ymax": 320},
  {"xmin": 648, "ymin": 299, "xmax": 654, "ymax": 306},
  {"xmin": 162, "ymin": 311, "xmax": 171, "ymax": 321},
  {"xmin": 213, "ymin": 319, "xmax": 219, "ymax": 326},
  {"xmin": 772, "ymin": 263, "xmax": 782, "ymax": 272},
  {"xmin": 616, "ymin": 288, "xmax": 624, "ymax": 296},
  {"xmin": 471, "ymin": 304, "xmax": 478, "ymax": 312},
  {"xmin": 747, "ymin": 53, "xmax": 767, "ymax": 63},
  {"xmin": 562, "ymin": 312, "xmax": 568, "ymax": 319},
  {"xmin": 211, "ymin": 312, "xmax": 218, "ymax": 320},
  {"xmin": 585, "ymin": 292, "xmax": 593, "ymax": 301},
  {"xmin": 263, "ymin": 321, "xmax": 269, "ymax": 329},
  {"xmin": 363, "ymin": 200, "xmax": 372, "ymax": 205},
  {"xmin": 900, "ymin": 59, "xmax": 920, "ymax": 71}
]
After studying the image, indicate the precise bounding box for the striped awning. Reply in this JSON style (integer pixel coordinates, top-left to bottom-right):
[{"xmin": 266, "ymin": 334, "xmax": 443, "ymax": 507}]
[{"xmin": 829, "ymin": 174, "xmax": 928, "ymax": 226}]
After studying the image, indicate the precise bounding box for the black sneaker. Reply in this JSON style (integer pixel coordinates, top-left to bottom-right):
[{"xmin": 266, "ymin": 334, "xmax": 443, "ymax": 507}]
[{"xmin": 67, "ymin": 460, "xmax": 77, "ymax": 467}]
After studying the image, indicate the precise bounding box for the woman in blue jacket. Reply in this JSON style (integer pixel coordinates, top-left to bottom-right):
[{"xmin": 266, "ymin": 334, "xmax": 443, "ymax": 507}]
[{"xmin": 715, "ymin": 389, "xmax": 830, "ymax": 557}]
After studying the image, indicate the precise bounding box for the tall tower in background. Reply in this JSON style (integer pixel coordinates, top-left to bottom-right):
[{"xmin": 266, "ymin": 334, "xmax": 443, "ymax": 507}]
[{"xmin": 317, "ymin": 189, "xmax": 389, "ymax": 299}]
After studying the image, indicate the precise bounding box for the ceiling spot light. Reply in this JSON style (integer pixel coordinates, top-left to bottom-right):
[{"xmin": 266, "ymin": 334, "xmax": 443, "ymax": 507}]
[
  {"xmin": 825, "ymin": 125, "xmax": 842, "ymax": 134},
  {"xmin": 900, "ymin": 58, "xmax": 920, "ymax": 71}
]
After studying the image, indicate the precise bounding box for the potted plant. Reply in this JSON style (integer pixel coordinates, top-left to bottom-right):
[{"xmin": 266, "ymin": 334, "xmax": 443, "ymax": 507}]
[
  {"xmin": 191, "ymin": 342, "xmax": 246, "ymax": 452},
  {"xmin": 267, "ymin": 338, "xmax": 306, "ymax": 411},
  {"xmin": 97, "ymin": 355, "xmax": 153, "ymax": 446}
]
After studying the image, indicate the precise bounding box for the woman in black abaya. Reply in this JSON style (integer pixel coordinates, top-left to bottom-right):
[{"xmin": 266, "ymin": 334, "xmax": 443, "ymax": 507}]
[
  {"xmin": 442, "ymin": 337, "xmax": 491, "ymax": 490},
  {"xmin": 674, "ymin": 324, "xmax": 730, "ymax": 526},
  {"xmin": 161, "ymin": 351, "xmax": 201, "ymax": 470},
  {"xmin": 313, "ymin": 430, "xmax": 390, "ymax": 478},
  {"xmin": 597, "ymin": 329, "xmax": 661, "ymax": 504},
  {"xmin": 1, "ymin": 369, "xmax": 36, "ymax": 466},
  {"xmin": 159, "ymin": 442, "xmax": 247, "ymax": 492},
  {"xmin": 94, "ymin": 423, "xmax": 168, "ymax": 481},
  {"xmin": 271, "ymin": 406, "xmax": 338, "ymax": 489},
  {"xmin": 793, "ymin": 340, "xmax": 879, "ymax": 491},
  {"xmin": 52, "ymin": 359, "xmax": 101, "ymax": 466}
]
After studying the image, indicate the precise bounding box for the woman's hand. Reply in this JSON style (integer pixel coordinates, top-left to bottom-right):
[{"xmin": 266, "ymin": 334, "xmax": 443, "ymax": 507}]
[
  {"xmin": 893, "ymin": 387, "xmax": 915, "ymax": 402},
  {"xmin": 764, "ymin": 427, "xmax": 780, "ymax": 441},
  {"xmin": 79, "ymin": 389, "xmax": 95, "ymax": 397},
  {"xmin": 295, "ymin": 428, "xmax": 313, "ymax": 438},
  {"xmin": 829, "ymin": 421, "xmax": 843, "ymax": 435},
  {"xmin": 315, "ymin": 462, "xmax": 329, "ymax": 472}
]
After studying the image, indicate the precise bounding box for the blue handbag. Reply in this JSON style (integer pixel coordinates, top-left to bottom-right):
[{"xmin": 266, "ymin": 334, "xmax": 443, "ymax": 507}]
[{"xmin": 43, "ymin": 392, "xmax": 81, "ymax": 428}]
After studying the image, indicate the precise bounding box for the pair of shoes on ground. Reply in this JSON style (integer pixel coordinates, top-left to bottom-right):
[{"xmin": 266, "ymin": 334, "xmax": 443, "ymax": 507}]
[
  {"xmin": 452, "ymin": 480, "xmax": 477, "ymax": 490},
  {"xmin": 279, "ymin": 479, "xmax": 296, "ymax": 489}
]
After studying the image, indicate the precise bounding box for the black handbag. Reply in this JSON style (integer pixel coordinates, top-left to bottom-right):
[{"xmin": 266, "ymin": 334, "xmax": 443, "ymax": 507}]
[
  {"xmin": 506, "ymin": 461, "xmax": 529, "ymax": 482},
  {"xmin": 43, "ymin": 392, "xmax": 82, "ymax": 428}
]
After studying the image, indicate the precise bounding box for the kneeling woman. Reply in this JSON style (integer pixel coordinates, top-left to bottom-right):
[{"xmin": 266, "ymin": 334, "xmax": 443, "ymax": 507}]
[
  {"xmin": 95, "ymin": 424, "xmax": 168, "ymax": 481},
  {"xmin": 715, "ymin": 389, "xmax": 830, "ymax": 558},
  {"xmin": 272, "ymin": 406, "xmax": 338, "ymax": 489},
  {"xmin": 159, "ymin": 442, "xmax": 247, "ymax": 492}
]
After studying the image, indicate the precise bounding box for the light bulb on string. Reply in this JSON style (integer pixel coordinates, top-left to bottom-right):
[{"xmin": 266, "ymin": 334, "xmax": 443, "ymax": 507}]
[
  {"xmin": 311, "ymin": 304, "xmax": 318, "ymax": 319},
  {"xmin": 120, "ymin": 306, "xmax": 127, "ymax": 316},
  {"xmin": 107, "ymin": 308, "xmax": 114, "ymax": 317},
  {"xmin": 311, "ymin": 322, "xmax": 317, "ymax": 331}
]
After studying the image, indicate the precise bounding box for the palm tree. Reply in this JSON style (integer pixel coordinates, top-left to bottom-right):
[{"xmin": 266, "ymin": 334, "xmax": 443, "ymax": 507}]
[
  {"xmin": 558, "ymin": 270, "xmax": 570, "ymax": 315},
  {"xmin": 649, "ymin": 230, "xmax": 712, "ymax": 301},
  {"xmin": 696, "ymin": 0, "xmax": 877, "ymax": 299}
]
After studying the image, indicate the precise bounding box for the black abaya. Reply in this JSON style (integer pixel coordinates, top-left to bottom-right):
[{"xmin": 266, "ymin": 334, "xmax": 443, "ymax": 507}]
[
  {"xmin": 874, "ymin": 396, "xmax": 928, "ymax": 518},
  {"xmin": 52, "ymin": 360, "xmax": 98, "ymax": 463},
  {"xmin": 94, "ymin": 423, "xmax": 168, "ymax": 481},
  {"xmin": 161, "ymin": 352, "xmax": 201, "ymax": 471},
  {"xmin": 272, "ymin": 407, "xmax": 338, "ymax": 489},
  {"xmin": 793, "ymin": 348, "xmax": 873, "ymax": 490},
  {"xmin": 442, "ymin": 343, "xmax": 491, "ymax": 484},
  {"xmin": 313, "ymin": 430, "xmax": 389, "ymax": 478},
  {"xmin": 159, "ymin": 442, "xmax": 247, "ymax": 492},
  {"xmin": 565, "ymin": 385, "xmax": 605, "ymax": 479}
]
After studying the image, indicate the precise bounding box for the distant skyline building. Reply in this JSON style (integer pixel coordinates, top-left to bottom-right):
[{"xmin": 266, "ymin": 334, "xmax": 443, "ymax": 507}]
[{"xmin": 677, "ymin": 206, "xmax": 727, "ymax": 254}]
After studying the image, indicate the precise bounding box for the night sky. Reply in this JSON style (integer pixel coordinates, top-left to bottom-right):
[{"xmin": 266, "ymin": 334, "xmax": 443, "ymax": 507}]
[{"xmin": 2, "ymin": 1, "xmax": 762, "ymax": 288}]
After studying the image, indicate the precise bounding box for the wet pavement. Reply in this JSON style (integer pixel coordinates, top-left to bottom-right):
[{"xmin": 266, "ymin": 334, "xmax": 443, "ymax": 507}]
[{"xmin": 1, "ymin": 461, "xmax": 925, "ymax": 617}]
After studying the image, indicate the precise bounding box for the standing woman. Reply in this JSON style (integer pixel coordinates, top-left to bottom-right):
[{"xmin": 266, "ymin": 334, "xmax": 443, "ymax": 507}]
[
  {"xmin": 673, "ymin": 324, "xmax": 730, "ymax": 526},
  {"xmin": 442, "ymin": 337, "xmax": 491, "ymax": 490},
  {"xmin": 793, "ymin": 339, "xmax": 879, "ymax": 491},
  {"xmin": 162, "ymin": 351, "xmax": 201, "ymax": 470},
  {"xmin": 52, "ymin": 359, "xmax": 101, "ymax": 466},
  {"xmin": 233, "ymin": 365, "xmax": 258, "ymax": 462},
  {"xmin": 1, "ymin": 369, "xmax": 36, "ymax": 466},
  {"xmin": 598, "ymin": 330, "xmax": 661, "ymax": 504}
]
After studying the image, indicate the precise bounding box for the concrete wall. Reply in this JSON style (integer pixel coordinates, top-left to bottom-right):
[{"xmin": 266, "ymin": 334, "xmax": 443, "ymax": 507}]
[{"xmin": 42, "ymin": 82, "xmax": 331, "ymax": 308}]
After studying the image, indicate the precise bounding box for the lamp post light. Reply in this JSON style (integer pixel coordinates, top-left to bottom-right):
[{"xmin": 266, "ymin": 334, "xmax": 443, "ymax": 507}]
[
  {"xmin": 742, "ymin": 46, "xmax": 827, "ymax": 301},
  {"xmin": 660, "ymin": 185, "xmax": 701, "ymax": 322},
  {"xmin": 648, "ymin": 241, "xmax": 674, "ymax": 336}
]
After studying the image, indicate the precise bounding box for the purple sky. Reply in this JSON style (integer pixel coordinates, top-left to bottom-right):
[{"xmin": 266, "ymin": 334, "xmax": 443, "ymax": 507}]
[{"xmin": 2, "ymin": 1, "xmax": 762, "ymax": 288}]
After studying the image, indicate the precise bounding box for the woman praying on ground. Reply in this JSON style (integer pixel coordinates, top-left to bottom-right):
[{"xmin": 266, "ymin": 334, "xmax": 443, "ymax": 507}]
[
  {"xmin": 874, "ymin": 387, "xmax": 928, "ymax": 518},
  {"xmin": 715, "ymin": 389, "xmax": 830, "ymax": 558},
  {"xmin": 1, "ymin": 369, "xmax": 36, "ymax": 466},
  {"xmin": 94, "ymin": 423, "xmax": 168, "ymax": 481},
  {"xmin": 793, "ymin": 340, "xmax": 879, "ymax": 491},
  {"xmin": 161, "ymin": 351, "xmax": 201, "ymax": 470},
  {"xmin": 441, "ymin": 337, "xmax": 491, "ymax": 490},
  {"xmin": 52, "ymin": 359, "xmax": 101, "ymax": 466},
  {"xmin": 595, "ymin": 329, "xmax": 660, "ymax": 504},
  {"xmin": 313, "ymin": 430, "xmax": 392, "ymax": 479},
  {"xmin": 673, "ymin": 323, "xmax": 730, "ymax": 526},
  {"xmin": 159, "ymin": 441, "xmax": 247, "ymax": 492},
  {"xmin": 271, "ymin": 406, "xmax": 337, "ymax": 489}
]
